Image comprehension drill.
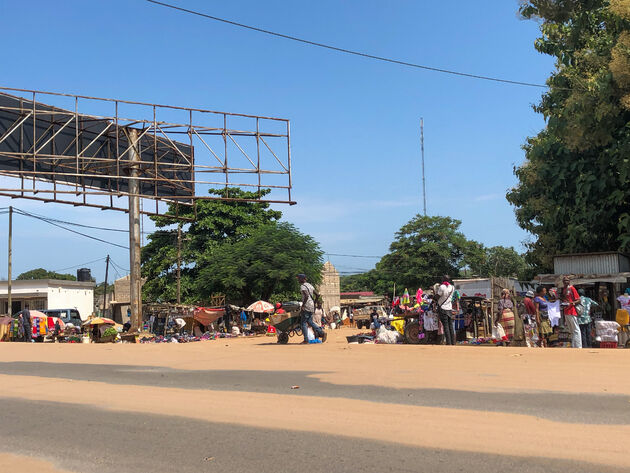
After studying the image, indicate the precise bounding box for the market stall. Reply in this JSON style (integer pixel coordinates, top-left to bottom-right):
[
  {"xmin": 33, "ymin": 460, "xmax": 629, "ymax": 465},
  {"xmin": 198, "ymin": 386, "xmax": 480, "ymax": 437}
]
[{"xmin": 82, "ymin": 317, "xmax": 117, "ymax": 343}]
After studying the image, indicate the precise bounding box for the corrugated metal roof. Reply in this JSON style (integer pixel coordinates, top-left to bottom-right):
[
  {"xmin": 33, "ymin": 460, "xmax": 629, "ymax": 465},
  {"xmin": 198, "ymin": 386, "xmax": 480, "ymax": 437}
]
[{"xmin": 553, "ymin": 253, "xmax": 630, "ymax": 275}]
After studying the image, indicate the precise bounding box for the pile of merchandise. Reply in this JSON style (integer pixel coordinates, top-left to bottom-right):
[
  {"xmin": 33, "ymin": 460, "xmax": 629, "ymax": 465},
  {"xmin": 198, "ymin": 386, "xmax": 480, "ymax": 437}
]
[
  {"xmin": 595, "ymin": 320, "xmax": 620, "ymax": 347},
  {"xmin": 138, "ymin": 332, "xmax": 237, "ymax": 344}
]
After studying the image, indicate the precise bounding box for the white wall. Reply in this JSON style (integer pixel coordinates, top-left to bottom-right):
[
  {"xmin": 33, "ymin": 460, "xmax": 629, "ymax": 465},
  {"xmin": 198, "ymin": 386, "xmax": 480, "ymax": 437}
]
[
  {"xmin": 46, "ymin": 285, "xmax": 94, "ymax": 320},
  {"xmin": 0, "ymin": 279, "xmax": 48, "ymax": 295}
]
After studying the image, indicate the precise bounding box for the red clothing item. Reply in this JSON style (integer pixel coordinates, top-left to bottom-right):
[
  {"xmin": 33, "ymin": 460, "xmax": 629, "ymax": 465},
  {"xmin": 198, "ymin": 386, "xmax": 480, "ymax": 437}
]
[
  {"xmin": 523, "ymin": 297, "xmax": 536, "ymax": 315},
  {"xmin": 562, "ymin": 285, "xmax": 580, "ymax": 316}
]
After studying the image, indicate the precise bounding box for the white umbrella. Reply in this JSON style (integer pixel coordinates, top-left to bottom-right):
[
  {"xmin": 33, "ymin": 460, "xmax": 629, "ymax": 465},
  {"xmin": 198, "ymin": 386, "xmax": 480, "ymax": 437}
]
[{"xmin": 246, "ymin": 300, "xmax": 274, "ymax": 313}]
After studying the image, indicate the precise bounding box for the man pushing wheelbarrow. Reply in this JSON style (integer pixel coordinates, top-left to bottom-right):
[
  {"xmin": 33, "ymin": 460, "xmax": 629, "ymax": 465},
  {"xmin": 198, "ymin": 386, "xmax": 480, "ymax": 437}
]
[{"xmin": 297, "ymin": 274, "xmax": 327, "ymax": 344}]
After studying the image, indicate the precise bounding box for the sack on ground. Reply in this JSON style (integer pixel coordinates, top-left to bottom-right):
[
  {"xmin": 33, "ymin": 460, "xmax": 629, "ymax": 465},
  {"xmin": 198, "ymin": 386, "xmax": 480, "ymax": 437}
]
[
  {"xmin": 376, "ymin": 326, "xmax": 402, "ymax": 344},
  {"xmin": 307, "ymin": 327, "xmax": 315, "ymax": 341}
]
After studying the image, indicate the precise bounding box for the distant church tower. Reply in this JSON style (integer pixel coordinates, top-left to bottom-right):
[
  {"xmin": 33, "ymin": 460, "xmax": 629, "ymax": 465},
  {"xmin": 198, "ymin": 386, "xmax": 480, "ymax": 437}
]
[{"xmin": 319, "ymin": 261, "xmax": 340, "ymax": 313}]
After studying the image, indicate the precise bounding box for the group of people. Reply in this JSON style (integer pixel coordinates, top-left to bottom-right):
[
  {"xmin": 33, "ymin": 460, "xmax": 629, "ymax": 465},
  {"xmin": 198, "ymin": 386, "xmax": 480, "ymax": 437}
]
[
  {"xmin": 426, "ymin": 274, "xmax": 613, "ymax": 349},
  {"xmin": 497, "ymin": 275, "xmax": 606, "ymax": 348}
]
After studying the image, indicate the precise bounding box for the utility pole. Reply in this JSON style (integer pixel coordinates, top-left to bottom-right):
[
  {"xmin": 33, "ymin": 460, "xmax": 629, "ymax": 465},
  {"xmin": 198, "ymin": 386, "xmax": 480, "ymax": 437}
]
[
  {"xmin": 420, "ymin": 118, "xmax": 427, "ymax": 216},
  {"xmin": 176, "ymin": 223, "xmax": 181, "ymax": 304},
  {"xmin": 103, "ymin": 255, "xmax": 110, "ymax": 317},
  {"xmin": 7, "ymin": 206, "xmax": 12, "ymax": 315},
  {"xmin": 128, "ymin": 128, "xmax": 142, "ymax": 330}
]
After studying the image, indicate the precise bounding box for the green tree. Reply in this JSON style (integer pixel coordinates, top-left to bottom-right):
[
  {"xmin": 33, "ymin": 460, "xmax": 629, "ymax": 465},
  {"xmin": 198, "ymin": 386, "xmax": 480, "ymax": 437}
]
[
  {"xmin": 508, "ymin": 0, "xmax": 630, "ymax": 273},
  {"xmin": 480, "ymin": 246, "xmax": 528, "ymax": 279},
  {"xmin": 17, "ymin": 268, "xmax": 76, "ymax": 281},
  {"xmin": 374, "ymin": 215, "xmax": 475, "ymax": 290},
  {"xmin": 339, "ymin": 270, "xmax": 391, "ymax": 294},
  {"xmin": 142, "ymin": 188, "xmax": 282, "ymax": 303},
  {"xmin": 196, "ymin": 222, "xmax": 323, "ymax": 305},
  {"xmin": 339, "ymin": 220, "xmax": 530, "ymax": 295}
]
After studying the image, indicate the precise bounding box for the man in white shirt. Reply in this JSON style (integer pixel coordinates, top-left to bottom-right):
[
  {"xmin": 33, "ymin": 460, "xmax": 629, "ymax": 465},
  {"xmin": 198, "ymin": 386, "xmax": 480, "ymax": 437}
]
[
  {"xmin": 298, "ymin": 274, "xmax": 326, "ymax": 344},
  {"xmin": 437, "ymin": 275, "xmax": 456, "ymax": 345}
]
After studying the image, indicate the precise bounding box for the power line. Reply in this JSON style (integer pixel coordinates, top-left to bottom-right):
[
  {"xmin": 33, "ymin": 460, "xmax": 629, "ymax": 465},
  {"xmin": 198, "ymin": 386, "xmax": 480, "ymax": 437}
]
[
  {"xmin": 53, "ymin": 257, "xmax": 107, "ymax": 273},
  {"xmin": 12, "ymin": 207, "xmax": 130, "ymax": 233},
  {"xmin": 13, "ymin": 209, "xmax": 129, "ymax": 250},
  {"xmin": 9, "ymin": 207, "xmax": 156, "ymax": 235},
  {"xmin": 109, "ymin": 258, "xmax": 130, "ymax": 274},
  {"xmin": 327, "ymin": 253, "xmax": 382, "ymax": 259},
  {"xmin": 145, "ymin": 0, "xmax": 550, "ymax": 89}
]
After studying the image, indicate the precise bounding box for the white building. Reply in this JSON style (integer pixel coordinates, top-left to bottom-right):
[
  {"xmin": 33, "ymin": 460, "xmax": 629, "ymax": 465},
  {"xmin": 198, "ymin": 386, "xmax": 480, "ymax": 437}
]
[{"xmin": 0, "ymin": 279, "xmax": 95, "ymax": 319}]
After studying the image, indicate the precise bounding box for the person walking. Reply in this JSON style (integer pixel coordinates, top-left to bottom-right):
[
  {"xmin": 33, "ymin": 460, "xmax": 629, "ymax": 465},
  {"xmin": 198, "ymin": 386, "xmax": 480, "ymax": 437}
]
[
  {"xmin": 437, "ymin": 275, "xmax": 456, "ymax": 345},
  {"xmin": 313, "ymin": 301, "xmax": 325, "ymax": 328},
  {"xmin": 577, "ymin": 289, "xmax": 598, "ymax": 348},
  {"xmin": 297, "ymin": 274, "xmax": 326, "ymax": 344},
  {"xmin": 561, "ymin": 276, "xmax": 582, "ymax": 348},
  {"xmin": 496, "ymin": 289, "xmax": 516, "ymax": 345}
]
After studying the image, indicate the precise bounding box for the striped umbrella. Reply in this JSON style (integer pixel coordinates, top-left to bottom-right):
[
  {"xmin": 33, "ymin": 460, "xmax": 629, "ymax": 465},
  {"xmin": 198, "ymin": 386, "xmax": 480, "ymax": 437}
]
[{"xmin": 246, "ymin": 300, "xmax": 275, "ymax": 313}]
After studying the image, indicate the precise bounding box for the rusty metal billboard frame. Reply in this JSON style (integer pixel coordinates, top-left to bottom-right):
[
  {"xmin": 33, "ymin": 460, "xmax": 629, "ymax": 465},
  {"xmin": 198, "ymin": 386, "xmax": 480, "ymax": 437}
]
[{"xmin": 0, "ymin": 86, "xmax": 295, "ymax": 218}]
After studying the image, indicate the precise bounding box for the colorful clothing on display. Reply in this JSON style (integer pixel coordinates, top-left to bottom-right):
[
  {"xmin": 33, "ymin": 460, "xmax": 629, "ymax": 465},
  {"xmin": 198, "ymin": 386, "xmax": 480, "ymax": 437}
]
[
  {"xmin": 402, "ymin": 289, "xmax": 410, "ymax": 305},
  {"xmin": 423, "ymin": 310, "xmax": 439, "ymax": 331},
  {"xmin": 617, "ymin": 294, "xmax": 630, "ymax": 313},
  {"xmin": 547, "ymin": 301, "xmax": 562, "ymax": 327}
]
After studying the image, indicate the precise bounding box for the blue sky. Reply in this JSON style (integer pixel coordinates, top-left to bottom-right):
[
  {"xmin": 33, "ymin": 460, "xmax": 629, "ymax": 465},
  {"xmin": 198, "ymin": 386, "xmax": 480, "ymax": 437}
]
[{"xmin": 0, "ymin": 0, "xmax": 553, "ymax": 281}]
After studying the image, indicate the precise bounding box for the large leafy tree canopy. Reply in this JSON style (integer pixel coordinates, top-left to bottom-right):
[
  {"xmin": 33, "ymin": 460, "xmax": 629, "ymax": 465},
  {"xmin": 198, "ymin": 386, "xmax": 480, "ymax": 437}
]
[
  {"xmin": 17, "ymin": 268, "xmax": 76, "ymax": 281},
  {"xmin": 197, "ymin": 222, "xmax": 323, "ymax": 305},
  {"xmin": 340, "ymin": 215, "xmax": 527, "ymax": 294},
  {"xmin": 508, "ymin": 0, "xmax": 630, "ymax": 272},
  {"xmin": 142, "ymin": 188, "xmax": 321, "ymax": 305},
  {"xmin": 142, "ymin": 188, "xmax": 281, "ymax": 303}
]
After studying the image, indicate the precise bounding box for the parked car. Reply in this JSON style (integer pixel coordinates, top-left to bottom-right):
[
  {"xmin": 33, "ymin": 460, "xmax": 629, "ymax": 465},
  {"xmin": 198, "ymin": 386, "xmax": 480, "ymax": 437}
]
[
  {"xmin": 42, "ymin": 308, "xmax": 83, "ymax": 328},
  {"xmin": 353, "ymin": 306, "xmax": 387, "ymax": 329}
]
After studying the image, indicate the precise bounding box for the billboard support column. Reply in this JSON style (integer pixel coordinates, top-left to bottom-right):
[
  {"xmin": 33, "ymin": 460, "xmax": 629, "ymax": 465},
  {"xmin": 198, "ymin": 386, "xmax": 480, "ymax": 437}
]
[
  {"xmin": 128, "ymin": 128, "xmax": 142, "ymax": 330},
  {"xmin": 7, "ymin": 206, "xmax": 12, "ymax": 315}
]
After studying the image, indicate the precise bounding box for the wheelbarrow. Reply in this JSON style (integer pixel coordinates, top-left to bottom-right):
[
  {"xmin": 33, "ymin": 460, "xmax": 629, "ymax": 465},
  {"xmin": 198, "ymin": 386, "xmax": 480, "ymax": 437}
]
[{"xmin": 270, "ymin": 312, "xmax": 302, "ymax": 344}]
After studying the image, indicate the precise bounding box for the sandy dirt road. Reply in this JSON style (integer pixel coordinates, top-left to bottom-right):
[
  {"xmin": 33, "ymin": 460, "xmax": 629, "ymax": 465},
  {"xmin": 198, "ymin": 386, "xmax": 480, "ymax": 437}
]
[{"xmin": 1, "ymin": 328, "xmax": 629, "ymax": 472}]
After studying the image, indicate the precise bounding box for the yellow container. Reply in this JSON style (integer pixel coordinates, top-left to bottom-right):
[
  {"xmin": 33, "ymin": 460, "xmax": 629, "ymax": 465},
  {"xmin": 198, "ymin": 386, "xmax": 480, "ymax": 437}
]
[{"xmin": 615, "ymin": 309, "xmax": 629, "ymax": 326}]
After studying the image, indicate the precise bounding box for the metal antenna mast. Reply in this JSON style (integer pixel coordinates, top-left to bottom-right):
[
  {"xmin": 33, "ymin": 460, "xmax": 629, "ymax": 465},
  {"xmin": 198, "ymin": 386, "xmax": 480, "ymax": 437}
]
[{"xmin": 420, "ymin": 118, "xmax": 426, "ymax": 216}]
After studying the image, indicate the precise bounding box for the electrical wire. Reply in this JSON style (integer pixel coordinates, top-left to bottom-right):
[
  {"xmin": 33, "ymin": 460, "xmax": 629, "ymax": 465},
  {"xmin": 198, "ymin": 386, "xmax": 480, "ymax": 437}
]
[
  {"xmin": 109, "ymin": 258, "xmax": 130, "ymax": 274},
  {"xmin": 12, "ymin": 209, "xmax": 129, "ymax": 250},
  {"xmin": 326, "ymin": 253, "xmax": 382, "ymax": 259},
  {"xmin": 145, "ymin": 0, "xmax": 550, "ymax": 89},
  {"xmin": 13, "ymin": 208, "xmax": 130, "ymax": 233},
  {"xmin": 53, "ymin": 257, "xmax": 107, "ymax": 273}
]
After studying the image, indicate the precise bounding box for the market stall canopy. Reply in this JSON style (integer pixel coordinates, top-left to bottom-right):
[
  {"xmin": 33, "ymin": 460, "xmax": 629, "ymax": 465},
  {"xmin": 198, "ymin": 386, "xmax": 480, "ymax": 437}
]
[
  {"xmin": 19, "ymin": 310, "xmax": 47, "ymax": 319},
  {"xmin": 82, "ymin": 317, "xmax": 116, "ymax": 326},
  {"xmin": 246, "ymin": 300, "xmax": 274, "ymax": 313},
  {"xmin": 534, "ymin": 273, "xmax": 630, "ymax": 285},
  {"xmin": 193, "ymin": 307, "xmax": 225, "ymax": 326}
]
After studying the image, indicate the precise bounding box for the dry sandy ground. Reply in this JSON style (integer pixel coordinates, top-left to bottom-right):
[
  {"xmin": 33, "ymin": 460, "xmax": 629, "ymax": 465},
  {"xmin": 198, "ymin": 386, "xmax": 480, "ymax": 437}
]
[
  {"xmin": 1, "ymin": 327, "xmax": 629, "ymax": 472},
  {"xmin": 0, "ymin": 454, "xmax": 72, "ymax": 473}
]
